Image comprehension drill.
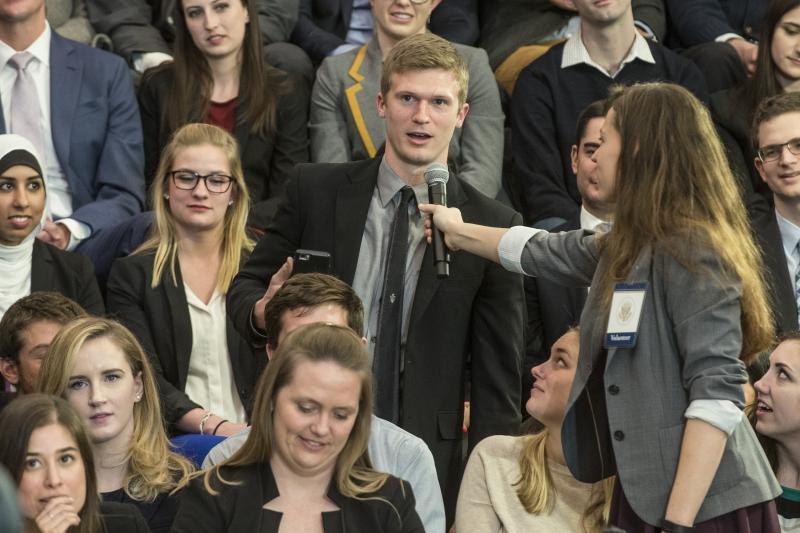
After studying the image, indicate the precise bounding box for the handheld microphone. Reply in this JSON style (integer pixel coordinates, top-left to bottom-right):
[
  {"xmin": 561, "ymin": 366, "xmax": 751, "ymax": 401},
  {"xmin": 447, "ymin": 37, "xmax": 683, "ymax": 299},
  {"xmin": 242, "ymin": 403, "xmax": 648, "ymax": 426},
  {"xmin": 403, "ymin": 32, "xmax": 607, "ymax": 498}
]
[{"xmin": 424, "ymin": 163, "xmax": 450, "ymax": 278}]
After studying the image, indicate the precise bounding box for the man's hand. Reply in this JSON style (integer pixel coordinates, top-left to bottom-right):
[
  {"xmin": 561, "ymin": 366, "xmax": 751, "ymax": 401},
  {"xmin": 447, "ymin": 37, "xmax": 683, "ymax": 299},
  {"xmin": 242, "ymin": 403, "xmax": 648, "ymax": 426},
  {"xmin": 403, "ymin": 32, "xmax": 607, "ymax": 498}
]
[
  {"xmin": 37, "ymin": 220, "xmax": 71, "ymax": 250},
  {"xmin": 253, "ymin": 257, "xmax": 294, "ymax": 331},
  {"xmin": 419, "ymin": 204, "xmax": 465, "ymax": 251},
  {"xmin": 727, "ymin": 38, "xmax": 758, "ymax": 77},
  {"xmin": 549, "ymin": 0, "xmax": 577, "ymax": 12}
]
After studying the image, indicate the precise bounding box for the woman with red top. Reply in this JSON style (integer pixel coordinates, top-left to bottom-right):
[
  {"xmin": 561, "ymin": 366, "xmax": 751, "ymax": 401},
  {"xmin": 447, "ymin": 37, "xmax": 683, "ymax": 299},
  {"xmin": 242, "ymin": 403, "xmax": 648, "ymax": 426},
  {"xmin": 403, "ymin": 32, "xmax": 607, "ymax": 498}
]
[{"xmin": 137, "ymin": 0, "xmax": 309, "ymax": 229}]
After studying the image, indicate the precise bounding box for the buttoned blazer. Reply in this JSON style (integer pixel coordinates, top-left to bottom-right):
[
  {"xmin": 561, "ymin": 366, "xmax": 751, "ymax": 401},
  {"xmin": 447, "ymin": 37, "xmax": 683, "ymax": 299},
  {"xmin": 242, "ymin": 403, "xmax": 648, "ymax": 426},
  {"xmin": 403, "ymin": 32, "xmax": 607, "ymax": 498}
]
[
  {"xmin": 0, "ymin": 32, "xmax": 145, "ymax": 238},
  {"xmin": 518, "ymin": 229, "xmax": 780, "ymax": 525},
  {"xmin": 291, "ymin": 0, "xmax": 353, "ymax": 63},
  {"xmin": 227, "ymin": 157, "xmax": 524, "ymax": 508},
  {"xmin": 106, "ymin": 250, "xmax": 264, "ymax": 428},
  {"xmin": 137, "ymin": 64, "xmax": 309, "ymax": 229},
  {"xmin": 310, "ymin": 38, "xmax": 504, "ymax": 199},
  {"xmin": 30, "ymin": 239, "xmax": 104, "ymax": 315},
  {"xmin": 172, "ymin": 462, "xmax": 424, "ymax": 532}
]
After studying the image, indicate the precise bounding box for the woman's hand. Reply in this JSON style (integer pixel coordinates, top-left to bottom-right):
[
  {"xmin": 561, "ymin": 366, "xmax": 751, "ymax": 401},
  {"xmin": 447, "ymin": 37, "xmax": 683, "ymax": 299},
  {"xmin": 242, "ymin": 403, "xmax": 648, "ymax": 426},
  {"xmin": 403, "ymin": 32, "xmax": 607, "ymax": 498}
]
[
  {"xmin": 253, "ymin": 257, "xmax": 294, "ymax": 331},
  {"xmin": 35, "ymin": 495, "xmax": 80, "ymax": 533},
  {"xmin": 418, "ymin": 204, "xmax": 465, "ymax": 251}
]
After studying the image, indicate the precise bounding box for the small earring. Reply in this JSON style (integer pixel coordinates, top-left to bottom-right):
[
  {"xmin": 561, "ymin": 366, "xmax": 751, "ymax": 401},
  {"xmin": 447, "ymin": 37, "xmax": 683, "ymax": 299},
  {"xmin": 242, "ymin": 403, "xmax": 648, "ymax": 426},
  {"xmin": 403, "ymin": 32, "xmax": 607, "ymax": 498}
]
[
  {"xmin": 228, "ymin": 200, "xmax": 234, "ymax": 206},
  {"xmin": 135, "ymin": 393, "xmax": 142, "ymax": 401},
  {"xmin": 163, "ymin": 193, "xmax": 170, "ymax": 200}
]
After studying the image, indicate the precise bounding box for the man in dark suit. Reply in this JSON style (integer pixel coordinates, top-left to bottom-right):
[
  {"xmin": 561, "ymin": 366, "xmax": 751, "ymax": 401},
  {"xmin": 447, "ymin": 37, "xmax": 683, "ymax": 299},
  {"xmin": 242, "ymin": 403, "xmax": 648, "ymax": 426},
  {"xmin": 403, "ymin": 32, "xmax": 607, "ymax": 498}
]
[
  {"xmin": 751, "ymin": 92, "xmax": 800, "ymax": 334},
  {"xmin": 666, "ymin": 0, "xmax": 767, "ymax": 92},
  {"xmin": 524, "ymin": 100, "xmax": 611, "ymax": 406},
  {"xmin": 0, "ymin": 0, "xmax": 144, "ymax": 256},
  {"xmin": 228, "ymin": 33, "xmax": 524, "ymax": 522}
]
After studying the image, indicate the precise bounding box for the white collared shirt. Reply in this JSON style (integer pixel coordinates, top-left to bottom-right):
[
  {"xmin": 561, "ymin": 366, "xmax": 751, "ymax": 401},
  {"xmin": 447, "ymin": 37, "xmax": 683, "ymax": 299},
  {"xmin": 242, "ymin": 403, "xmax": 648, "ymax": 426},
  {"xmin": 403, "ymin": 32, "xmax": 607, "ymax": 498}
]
[
  {"xmin": 0, "ymin": 23, "xmax": 89, "ymax": 249},
  {"xmin": 579, "ymin": 206, "xmax": 608, "ymax": 232},
  {"xmin": 183, "ymin": 285, "xmax": 247, "ymax": 424},
  {"xmin": 561, "ymin": 27, "xmax": 656, "ymax": 78}
]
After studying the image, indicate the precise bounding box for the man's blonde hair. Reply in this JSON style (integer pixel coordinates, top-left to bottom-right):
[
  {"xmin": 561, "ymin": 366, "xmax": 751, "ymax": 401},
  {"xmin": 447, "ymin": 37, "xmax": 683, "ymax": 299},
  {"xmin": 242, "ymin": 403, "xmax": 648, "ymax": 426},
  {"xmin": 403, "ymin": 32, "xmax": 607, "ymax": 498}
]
[{"xmin": 381, "ymin": 33, "xmax": 469, "ymax": 106}]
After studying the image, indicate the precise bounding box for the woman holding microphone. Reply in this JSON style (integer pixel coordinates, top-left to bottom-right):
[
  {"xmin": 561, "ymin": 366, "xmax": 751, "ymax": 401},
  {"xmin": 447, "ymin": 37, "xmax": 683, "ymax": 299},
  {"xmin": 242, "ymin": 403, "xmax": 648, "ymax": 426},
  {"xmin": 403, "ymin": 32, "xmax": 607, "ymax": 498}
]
[{"xmin": 421, "ymin": 82, "xmax": 780, "ymax": 531}]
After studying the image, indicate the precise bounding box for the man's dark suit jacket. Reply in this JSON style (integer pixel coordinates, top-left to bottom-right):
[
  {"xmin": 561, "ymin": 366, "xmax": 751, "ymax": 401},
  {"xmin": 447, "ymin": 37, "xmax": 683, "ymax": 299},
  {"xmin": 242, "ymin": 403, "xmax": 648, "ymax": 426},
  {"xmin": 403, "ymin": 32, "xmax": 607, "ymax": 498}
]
[
  {"xmin": 753, "ymin": 208, "xmax": 799, "ymax": 335},
  {"xmin": 525, "ymin": 213, "xmax": 585, "ymax": 367},
  {"xmin": 172, "ymin": 462, "xmax": 424, "ymax": 532},
  {"xmin": 31, "ymin": 239, "xmax": 104, "ymax": 316},
  {"xmin": 666, "ymin": 0, "xmax": 767, "ymax": 48},
  {"xmin": 227, "ymin": 157, "xmax": 524, "ymax": 512},
  {"xmin": 0, "ymin": 32, "xmax": 144, "ymax": 243},
  {"xmin": 137, "ymin": 65, "xmax": 309, "ymax": 229},
  {"xmin": 106, "ymin": 251, "xmax": 265, "ymax": 428}
]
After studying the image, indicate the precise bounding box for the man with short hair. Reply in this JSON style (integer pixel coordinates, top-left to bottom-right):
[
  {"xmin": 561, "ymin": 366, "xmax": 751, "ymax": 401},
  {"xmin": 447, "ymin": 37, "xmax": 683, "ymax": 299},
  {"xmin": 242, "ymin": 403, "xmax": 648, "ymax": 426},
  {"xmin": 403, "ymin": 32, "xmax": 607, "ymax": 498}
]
[
  {"xmin": 751, "ymin": 91, "xmax": 800, "ymax": 334},
  {"xmin": 310, "ymin": 0, "xmax": 503, "ymax": 198},
  {"xmin": 0, "ymin": 292, "xmax": 86, "ymax": 402},
  {"xmin": 0, "ymin": 0, "xmax": 144, "ymax": 254},
  {"xmin": 229, "ymin": 33, "xmax": 524, "ymax": 520},
  {"xmin": 511, "ymin": 0, "xmax": 707, "ymax": 229},
  {"xmin": 206, "ymin": 273, "xmax": 446, "ymax": 533}
]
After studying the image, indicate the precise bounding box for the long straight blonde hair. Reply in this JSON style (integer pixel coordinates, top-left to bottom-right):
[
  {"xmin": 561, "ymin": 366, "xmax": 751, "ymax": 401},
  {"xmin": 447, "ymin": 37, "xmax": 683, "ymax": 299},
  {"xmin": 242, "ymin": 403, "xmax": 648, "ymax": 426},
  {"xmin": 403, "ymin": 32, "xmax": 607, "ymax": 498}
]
[
  {"xmin": 38, "ymin": 318, "xmax": 194, "ymax": 502},
  {"xmin": 136, "ymin": 123, "xmax": 254, "ymax": 293}
]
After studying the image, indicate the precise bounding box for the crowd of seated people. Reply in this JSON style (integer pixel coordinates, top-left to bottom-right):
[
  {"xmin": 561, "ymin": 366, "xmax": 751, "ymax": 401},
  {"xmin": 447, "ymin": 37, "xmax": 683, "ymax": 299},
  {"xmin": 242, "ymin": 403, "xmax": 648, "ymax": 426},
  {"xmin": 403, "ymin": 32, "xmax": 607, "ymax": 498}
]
[{"xmin": 1, "ymin": 0, "xmax": 800, "ymax": 531}]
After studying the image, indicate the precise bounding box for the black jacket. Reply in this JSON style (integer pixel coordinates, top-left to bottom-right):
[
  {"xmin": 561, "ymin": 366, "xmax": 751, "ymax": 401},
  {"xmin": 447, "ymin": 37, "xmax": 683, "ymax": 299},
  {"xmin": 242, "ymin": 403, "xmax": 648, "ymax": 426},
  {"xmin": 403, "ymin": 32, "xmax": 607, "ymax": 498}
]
[
  {"xmin": 172, "ymin": 462, "xmax": 424, "ymax": 532},
  {"xmin": 106, "ymin": 250, "xmax": 264, "ymax": 428},
  {"xmin": 31, "ymin": 239, "xmax": 104, "ymax": 315}
]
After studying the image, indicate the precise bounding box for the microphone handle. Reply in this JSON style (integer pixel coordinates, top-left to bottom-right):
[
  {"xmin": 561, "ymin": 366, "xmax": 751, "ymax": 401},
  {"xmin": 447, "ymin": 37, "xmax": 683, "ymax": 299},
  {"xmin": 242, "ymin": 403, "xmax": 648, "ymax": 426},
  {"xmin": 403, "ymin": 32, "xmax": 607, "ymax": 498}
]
[{"xmin": 428, "ymin": 183, "xmax": 450, "ymax": 278}]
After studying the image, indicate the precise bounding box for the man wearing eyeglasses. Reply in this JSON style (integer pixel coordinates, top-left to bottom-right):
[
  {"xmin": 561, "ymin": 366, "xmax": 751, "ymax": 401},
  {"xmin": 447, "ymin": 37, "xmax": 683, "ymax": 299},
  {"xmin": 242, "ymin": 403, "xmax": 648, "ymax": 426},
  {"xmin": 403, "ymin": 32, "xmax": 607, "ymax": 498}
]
[{"xmin": 752, "ymin": 91, "xmax": 800, "ymax": 332}]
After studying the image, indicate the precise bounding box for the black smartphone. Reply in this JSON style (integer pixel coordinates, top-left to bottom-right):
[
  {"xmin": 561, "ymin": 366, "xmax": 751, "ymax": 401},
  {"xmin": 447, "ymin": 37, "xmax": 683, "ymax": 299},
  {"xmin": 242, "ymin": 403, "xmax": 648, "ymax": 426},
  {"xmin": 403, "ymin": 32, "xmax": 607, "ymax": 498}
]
[{"xmin": 293, "ymin": 249, "xmax": 332, "ymax": 274}]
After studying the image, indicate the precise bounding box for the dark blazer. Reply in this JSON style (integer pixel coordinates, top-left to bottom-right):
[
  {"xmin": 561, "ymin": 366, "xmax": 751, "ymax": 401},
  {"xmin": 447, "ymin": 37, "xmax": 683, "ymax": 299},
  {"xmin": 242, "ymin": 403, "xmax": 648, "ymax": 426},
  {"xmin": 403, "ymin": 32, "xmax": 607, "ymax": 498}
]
[
  {"xmin": 227, "ymin": 157, "xmax": 524, "ymax": 514},
  {"xmin": 525, "ymin": 213, "xmax": 584, "ymax": 368},
  {"xmin": 137, "ymin": 64, "xmax": 309, "ymax": 229},
  {"xmin": 106, "ymin": 250, "xmax": 265, "ymax": 428},
  {"xmin": 172, "ymin": 462, "xmax": 424, "ymax": 532},
  {"xmin": 31, "ymin": 239, "xmax": 104, "ymax": 316},
  {"xmin": 0, "ymin": 32, "xmax": 145, "ymax": 240},
  {"xmin": 752, "ymin": 208, "xmax": 799, "ymax": 335},
  {"xmin": 103, "ymin": 488, "xmax": 178, "ymax": 533},
  {"xmin": 666, "ymin": 0, "xmax": 767, "ymax": 48}
]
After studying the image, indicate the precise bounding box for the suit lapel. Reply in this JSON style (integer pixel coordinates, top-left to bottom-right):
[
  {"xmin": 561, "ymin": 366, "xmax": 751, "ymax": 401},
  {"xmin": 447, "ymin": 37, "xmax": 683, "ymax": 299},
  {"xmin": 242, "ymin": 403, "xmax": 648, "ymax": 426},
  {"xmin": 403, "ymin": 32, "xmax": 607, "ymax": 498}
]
[
  {"xmin": 345, "ymin": 41, "xmax": 384, "ymax": 158},
  {"xmin": 49, "ymin": 33, "xmax": 82, "ymax": 170},
  {"xmin": 162, "ymin": 265, "xmax": 193, "ymax": 388},
  {"xmin": 409, "ymin": 175, "xmax": 468, "ymax": 321},
  {"xmin": 233, "ymin": 105, "xmax": 250, "ymax": 158},
  {"xmin": 334, "ymin": 159, "xmax": 380, "ymax": 284}
]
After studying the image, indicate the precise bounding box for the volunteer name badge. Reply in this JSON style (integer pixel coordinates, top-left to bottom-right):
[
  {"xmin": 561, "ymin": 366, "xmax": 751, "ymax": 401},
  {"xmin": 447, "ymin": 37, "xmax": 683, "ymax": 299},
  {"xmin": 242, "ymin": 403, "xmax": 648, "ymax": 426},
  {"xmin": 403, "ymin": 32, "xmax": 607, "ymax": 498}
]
[{"xmin": 605, "ymin": 282, "xmax": 647, "ymax": 348}]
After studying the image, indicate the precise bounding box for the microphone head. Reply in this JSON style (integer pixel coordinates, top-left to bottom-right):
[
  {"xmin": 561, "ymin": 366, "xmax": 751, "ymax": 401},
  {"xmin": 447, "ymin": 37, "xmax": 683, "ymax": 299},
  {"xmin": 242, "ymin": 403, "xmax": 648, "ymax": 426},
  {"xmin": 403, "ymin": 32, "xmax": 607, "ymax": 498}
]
[{"xmin": 424, "ymin": 163, "xmax": 449, "ymax": 186}]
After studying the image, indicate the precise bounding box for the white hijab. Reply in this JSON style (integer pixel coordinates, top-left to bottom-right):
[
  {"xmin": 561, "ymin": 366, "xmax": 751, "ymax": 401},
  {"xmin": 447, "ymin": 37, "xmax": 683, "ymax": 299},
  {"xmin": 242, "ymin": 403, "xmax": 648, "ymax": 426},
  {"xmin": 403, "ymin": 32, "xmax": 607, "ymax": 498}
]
[{"xmin": 0, "ymin": 134, "xmax": 46, "ymax": 317}]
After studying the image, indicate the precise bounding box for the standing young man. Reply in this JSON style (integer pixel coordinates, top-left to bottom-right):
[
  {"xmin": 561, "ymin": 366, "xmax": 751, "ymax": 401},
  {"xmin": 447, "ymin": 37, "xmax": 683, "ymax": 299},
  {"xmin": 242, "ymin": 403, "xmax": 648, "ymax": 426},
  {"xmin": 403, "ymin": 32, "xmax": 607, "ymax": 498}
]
[{"xmin": 229, "ymin": 33, "xmax": 524, "ymax": 521}]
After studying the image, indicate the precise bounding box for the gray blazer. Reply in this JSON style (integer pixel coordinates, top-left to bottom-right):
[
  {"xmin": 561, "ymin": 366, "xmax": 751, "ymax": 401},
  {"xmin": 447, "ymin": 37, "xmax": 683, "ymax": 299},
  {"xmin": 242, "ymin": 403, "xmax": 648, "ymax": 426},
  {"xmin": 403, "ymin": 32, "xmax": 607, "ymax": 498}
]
[
  {"xmin": 518, "ymin": 229, "xmax": 780, "ymax": 525},
  {"xmin": 310, "ymin": 38, "xmax": 504, "ymax": 199}
]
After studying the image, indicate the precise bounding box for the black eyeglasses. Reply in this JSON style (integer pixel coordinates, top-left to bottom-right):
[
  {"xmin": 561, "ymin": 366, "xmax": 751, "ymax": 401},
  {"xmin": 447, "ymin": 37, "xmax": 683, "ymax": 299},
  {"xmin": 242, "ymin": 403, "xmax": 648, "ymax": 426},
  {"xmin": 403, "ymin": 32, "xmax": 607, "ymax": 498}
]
[
  {"xmin": 169, "ymin": 170, "xmax": 233, "ymax": 193},
  {"xmin": 758, "ymin": 138, "xmax": 800, "ymax": 163}
]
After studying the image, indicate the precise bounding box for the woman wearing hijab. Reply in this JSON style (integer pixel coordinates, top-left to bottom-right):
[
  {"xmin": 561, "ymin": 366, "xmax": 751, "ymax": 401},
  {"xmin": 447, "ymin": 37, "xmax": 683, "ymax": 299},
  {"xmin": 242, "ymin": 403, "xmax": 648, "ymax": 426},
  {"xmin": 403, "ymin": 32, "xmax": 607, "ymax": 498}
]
[{"xmin": 0, "ymin": 134, "xmax": 103, "ymax": 319}]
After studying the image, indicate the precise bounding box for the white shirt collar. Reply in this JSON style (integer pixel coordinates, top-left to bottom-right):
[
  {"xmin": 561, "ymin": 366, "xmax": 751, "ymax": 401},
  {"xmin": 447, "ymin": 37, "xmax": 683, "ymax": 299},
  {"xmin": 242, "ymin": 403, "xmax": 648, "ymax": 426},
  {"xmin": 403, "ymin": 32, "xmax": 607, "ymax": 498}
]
[
  {"xmin": 579, "ymin": 205, "xmax": 609, "ymax": 231},
  {"xmin": 0, "ymin": 22, "xmax": 51, "ymax": 69},
  {"xmin": 561, "ymin": 27, "xmax": 655, "ymax": 77},
  {"xmin": 775, "ymin": 208, "xmax": 800, "ymax": 258}
]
